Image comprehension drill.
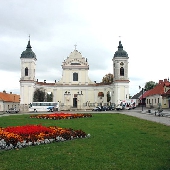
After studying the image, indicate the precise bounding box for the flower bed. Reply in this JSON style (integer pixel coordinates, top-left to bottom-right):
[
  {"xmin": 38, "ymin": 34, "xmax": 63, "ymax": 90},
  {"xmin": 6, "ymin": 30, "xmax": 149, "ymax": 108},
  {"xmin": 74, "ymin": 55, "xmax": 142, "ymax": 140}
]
[
  {"xmin": 30, "ymin": 113, "xmax": 92, "ymax": 120},
  {"xmin": 0, "ymin": 125, "xmax": 90, "ymax": 150}
]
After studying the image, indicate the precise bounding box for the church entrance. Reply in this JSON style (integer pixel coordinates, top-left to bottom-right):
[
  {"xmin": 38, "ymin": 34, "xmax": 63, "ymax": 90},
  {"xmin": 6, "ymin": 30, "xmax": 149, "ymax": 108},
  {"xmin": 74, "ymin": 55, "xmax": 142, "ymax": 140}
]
[{"xmin": 73, "ymin": 98, "xmax": 77, "ymax": 107}]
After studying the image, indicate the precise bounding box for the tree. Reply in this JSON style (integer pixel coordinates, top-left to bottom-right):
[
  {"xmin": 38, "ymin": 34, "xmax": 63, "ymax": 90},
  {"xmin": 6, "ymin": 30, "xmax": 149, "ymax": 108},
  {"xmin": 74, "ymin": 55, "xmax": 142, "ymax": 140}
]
[
  {"xmin": 33, "ymin": 88, "xmax": 46, "ymax": 102},
  {"xmin": 47, "ymin": 92, "xmax": 53, "ymax": 102},
  {"xmin": 102, "ymin": 73, "xmax": 113, "ymax": 83},
  {"xmin": 144, "ymin": 81, "xmax": 157, "ymax": 91},
  {"xmin": 107, "ymin": 91, "xmax": 111, "ymax": 103}
]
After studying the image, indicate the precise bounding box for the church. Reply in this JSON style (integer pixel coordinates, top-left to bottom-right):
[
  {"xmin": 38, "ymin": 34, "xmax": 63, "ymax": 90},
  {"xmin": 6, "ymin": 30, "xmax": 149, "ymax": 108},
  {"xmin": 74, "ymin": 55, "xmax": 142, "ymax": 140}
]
[{"xmin": 20, "ymin": 39, "xmax": 129, "ymax": 111}]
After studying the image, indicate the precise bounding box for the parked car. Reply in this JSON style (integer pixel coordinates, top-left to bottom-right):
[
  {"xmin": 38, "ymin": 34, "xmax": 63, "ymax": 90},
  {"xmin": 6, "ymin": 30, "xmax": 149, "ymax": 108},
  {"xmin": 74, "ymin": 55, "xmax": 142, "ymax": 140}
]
[
  {"xmin": 92, "ymin": 106, "xmax": 102, "ymax": 111},
  {"xmin": 101, "ymin": 106, "xmax": 109, "ymax": 111},
  {"xmin": 115, "ymin": 104, "xmax": 125, "ymax": 110},
  {"xmin": 107, "ymin": 105, "xmax": 115, "ymax": 111},
  {"xmin": 6, "ymin": 108, "xmax": 19, "ymax": 113}
]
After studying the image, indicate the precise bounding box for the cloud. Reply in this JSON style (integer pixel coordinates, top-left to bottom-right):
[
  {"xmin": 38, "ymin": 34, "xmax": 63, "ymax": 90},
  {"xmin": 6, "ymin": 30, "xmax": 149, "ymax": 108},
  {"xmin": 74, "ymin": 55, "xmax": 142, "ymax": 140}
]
[{"xmin": 0, "ymin": 0, "xmax": 170, "ymax": 97}]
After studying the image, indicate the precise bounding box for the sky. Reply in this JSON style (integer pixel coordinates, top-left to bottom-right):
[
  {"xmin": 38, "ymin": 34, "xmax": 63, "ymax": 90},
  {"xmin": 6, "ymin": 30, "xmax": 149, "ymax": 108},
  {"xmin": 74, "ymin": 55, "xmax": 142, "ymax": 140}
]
[{"xmin": 0, "ymin": 0, "xmax": 170, "ymax": 96}]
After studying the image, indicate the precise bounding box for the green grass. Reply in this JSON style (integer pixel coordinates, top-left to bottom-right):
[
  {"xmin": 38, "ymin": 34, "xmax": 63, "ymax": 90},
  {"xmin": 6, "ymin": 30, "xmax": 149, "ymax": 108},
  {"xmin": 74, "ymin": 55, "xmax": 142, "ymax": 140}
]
[{"xmin": 0, "ymin": 113, "xmax": 170, "ymax": 170}]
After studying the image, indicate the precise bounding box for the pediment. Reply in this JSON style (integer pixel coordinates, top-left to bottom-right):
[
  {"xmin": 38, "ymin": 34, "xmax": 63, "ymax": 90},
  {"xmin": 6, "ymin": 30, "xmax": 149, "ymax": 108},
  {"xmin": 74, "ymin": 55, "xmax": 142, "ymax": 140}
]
[
  {"xmin": 61, "ymin": 49, "xmax": 89, "ymax": 69},
  {"xmin": 64, "ymin": 58, "xmax": 87, "ymax": 66}
]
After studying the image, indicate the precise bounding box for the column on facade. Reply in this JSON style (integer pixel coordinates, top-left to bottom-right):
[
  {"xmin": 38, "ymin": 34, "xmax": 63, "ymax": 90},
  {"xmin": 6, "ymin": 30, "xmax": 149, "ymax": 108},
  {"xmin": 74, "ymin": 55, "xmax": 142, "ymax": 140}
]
[
  {"xmin": 53, "ymin": 89, "xmax": 57, "ymax": 102},
  {"xmin": 79, "ymin": 71, "xmax": 81, "ymax": 84},
  {"xmin": 114, "ymin": 85, "xmax": 120, "ymax": 105},
  {"xmin": 85, "ymin": 70, "xmax": 87, "ymax": 84},
  {"xmin": 64, "ymin": 93, "xmax": 71, "ymax": 110},
  {"xmin": 20, "ymin": 85, "xmax": 24, "ymax": 104},
  {"xmin": 85, "ymin": 89, "xmax": 90, "ymax": 108},
  {"xmin": 77, "ymin": 94, "xmax": 80, "ymax": 109},
  {"xmin": 70, "ymin": 71, "xmax": 72, "ymax": 83},
  {"xmin": 94, "ymin": 89, "xmax": 97, "ymax": 107},
  {"xmin": 124, "ymin": 85, "xmax": 129, "ymax": 100},
  {"xmin": 28, "ymin": 86, "xmax": 31, "ymax": 104}
]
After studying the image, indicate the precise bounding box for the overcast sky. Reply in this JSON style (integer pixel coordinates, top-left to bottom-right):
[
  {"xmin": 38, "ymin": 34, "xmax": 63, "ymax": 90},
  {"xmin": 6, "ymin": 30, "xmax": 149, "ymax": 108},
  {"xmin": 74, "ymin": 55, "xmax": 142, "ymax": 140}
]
[{"xmin": 0, "ymin": 0, "xmax": 170, "ymax": 96}]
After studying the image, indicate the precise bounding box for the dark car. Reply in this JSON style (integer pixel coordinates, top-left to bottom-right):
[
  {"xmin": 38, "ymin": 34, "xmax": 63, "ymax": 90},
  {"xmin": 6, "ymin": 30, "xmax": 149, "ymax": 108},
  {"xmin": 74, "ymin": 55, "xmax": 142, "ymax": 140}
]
[
  {"xmin": 92, "ymin": 106, "xmax": 102, "ymax": 111},
  {"xmin": 101, "ymin": 106, "xmax": 109, "ymax": 111},
  {"xmin": 6, "ymin": 108, "xmax": 19, "ymax": 113},
  {"xmin": 107, "ymin": 106, "xmax": 114, "ymax": 111}
]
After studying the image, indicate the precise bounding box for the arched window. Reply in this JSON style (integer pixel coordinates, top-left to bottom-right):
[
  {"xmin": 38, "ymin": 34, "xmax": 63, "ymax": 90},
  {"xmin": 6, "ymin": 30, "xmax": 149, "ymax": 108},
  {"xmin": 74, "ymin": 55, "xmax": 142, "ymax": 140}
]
[
  {"xmin": 73, "ymin": 72, "xmax": 78, "ymax": 81},
  {"xmin": 25, "ymin": 67, "xmax": 28, "ymax": 76},
  {"xmin": 120, "ymin": 67, "xmax": 124, "ymax": 76},
  {"xmin": 98, "ymin": 92, "xmax": 104, "ymax": 99}
]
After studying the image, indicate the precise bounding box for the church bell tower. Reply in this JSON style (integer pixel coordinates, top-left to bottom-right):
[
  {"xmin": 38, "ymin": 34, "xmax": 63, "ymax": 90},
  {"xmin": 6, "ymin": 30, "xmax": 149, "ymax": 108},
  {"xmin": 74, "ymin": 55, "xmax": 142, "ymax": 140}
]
[
  {"xmin": 112, "ymin": 41, "xmax": 129, "ymax": 104},
  {"xmin": 20, "ymin": 37, "xmax": 37, "ymax": 110}
]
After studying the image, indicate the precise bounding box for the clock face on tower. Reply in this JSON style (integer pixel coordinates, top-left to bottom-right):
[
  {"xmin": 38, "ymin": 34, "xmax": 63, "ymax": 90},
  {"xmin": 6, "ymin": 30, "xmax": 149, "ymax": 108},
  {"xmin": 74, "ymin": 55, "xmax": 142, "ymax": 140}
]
[{"xmin": 120, "ymin": 62, "xmax": 124, "ymax": 66}]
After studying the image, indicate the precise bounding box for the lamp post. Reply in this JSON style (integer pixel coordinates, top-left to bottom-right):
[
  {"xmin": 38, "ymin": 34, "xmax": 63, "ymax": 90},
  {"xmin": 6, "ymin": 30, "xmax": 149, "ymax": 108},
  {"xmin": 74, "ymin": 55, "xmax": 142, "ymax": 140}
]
[{"xmin": 141, "ymin": 88, "xmax": 144, "ymax": 111}]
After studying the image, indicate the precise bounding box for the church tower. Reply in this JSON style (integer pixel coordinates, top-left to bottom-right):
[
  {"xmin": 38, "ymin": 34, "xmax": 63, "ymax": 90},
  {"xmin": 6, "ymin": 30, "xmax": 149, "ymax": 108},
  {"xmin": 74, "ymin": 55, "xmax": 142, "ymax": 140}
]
[
  {"xmin": 20, "ymin": 38, "xmax": 37, "ymax": 110},
  {"xmin": 112, "ymin": 41, "xmax": 129, "ymax": 104}
]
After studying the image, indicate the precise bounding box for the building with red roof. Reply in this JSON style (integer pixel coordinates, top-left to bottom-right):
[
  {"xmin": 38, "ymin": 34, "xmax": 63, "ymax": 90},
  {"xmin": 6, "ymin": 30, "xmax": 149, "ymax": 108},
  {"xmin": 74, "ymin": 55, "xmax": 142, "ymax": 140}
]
[
  {"xmin": 0, "ymin": 91, "xmax": 20, "ymax": 112},
  {"xmin": 145, "ymin": 79, "xmax": 170, "ymax": 109}
]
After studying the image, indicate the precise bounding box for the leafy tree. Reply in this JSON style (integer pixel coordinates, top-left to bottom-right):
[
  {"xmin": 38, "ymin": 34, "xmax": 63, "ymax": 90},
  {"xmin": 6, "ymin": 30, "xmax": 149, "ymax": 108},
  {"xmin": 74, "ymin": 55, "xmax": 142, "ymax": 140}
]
[
  {"xmin": 33, "ymin": 88, "xmax": 46, "ymax": 102},
  {"xmin": 102, "ymin": 73, "xmax": 113, "ymax": 83},
  {"xmin": 107, "ymin": 91, "xmax": 111, "ymax": 102},
  {"xmin": 144, "ymin": 81, "xmax": 157, "ymax": 91},
  {"xmin": 47, "ymin": 92, "xmax": 53, "ymax": 102}
]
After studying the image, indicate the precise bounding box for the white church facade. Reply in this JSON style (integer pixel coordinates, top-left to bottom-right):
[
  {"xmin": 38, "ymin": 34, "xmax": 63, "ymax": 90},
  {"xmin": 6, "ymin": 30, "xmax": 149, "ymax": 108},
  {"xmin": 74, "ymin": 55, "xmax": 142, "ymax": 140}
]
[{"xmin": 20, "ymin": 39, "xmax": 129, "ymax": 111}]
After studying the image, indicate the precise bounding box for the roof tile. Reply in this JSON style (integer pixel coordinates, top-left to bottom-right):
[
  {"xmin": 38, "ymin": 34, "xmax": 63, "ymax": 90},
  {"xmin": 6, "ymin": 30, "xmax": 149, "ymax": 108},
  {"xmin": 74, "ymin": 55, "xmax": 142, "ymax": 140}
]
[
  {"xmin": 145, "ymin": 80, "xmax": 170, "ymax": 97},
  {"xmin": 0, "ymin": 92, "xmax": 20, "ymax": 102}
]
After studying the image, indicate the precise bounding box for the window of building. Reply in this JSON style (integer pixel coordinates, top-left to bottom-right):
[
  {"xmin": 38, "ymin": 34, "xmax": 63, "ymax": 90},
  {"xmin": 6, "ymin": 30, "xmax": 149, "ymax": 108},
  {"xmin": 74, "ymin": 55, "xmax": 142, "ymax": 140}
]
[
  {"xmin": 73, "ymin": 72, "xmax": 78, "ymax": 81},
  {"xmin": 120, "ymin": 67, "xmax": 124, "ymax": 76},
  {"xmin": 25, "ymin": 67, "xmax": 28, "ymax": 76},
  {"xmin": 98, "ymin": 92, "xmax": 104, "ymax": 99},
  {"xmin": 158, "ymin": 98, "xmax": 159, "ymax": 103},
  {"xmin": 98, "ymin": 92, "xmax": 104, "ymax": 97}
]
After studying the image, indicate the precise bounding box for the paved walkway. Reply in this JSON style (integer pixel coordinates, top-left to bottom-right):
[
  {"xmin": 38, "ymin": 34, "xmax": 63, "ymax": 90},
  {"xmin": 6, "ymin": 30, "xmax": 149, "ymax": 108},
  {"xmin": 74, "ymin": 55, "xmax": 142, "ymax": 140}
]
[
  {"xmin": 118, "ymin": 108, "xmax": 170, "ymax": 126},
  {"xmin": 0, "ymin": 107, "xmax": 170, "ymax": 126}
]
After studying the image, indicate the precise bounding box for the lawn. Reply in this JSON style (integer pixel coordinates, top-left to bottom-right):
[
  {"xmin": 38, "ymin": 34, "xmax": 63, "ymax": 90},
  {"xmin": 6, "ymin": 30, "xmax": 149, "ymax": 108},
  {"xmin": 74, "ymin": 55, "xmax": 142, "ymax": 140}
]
[{"xmin": 0, "ymin": 113, "xmax": 170, "ymax": 170}]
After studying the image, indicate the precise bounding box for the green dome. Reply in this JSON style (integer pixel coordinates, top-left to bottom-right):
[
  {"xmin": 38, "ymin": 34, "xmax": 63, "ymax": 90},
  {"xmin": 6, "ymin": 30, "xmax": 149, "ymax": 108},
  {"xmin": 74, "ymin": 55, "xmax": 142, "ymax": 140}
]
[
  {"xmin": 21, "ymin": 40, "xmax": 36, "ymax": 59},
  {"xmin": 114, "ymin": 41, "xmax": 128, "ymax": 57}
]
